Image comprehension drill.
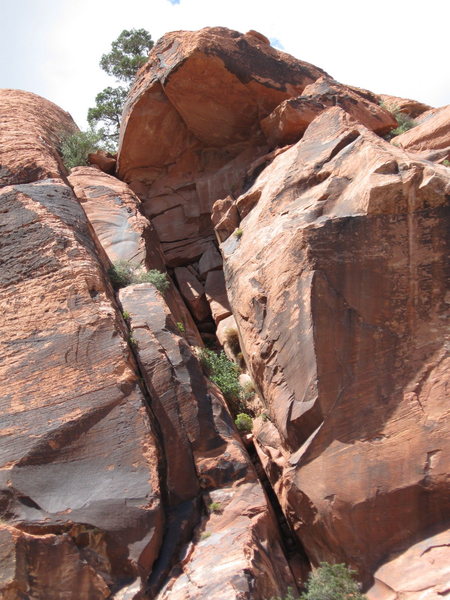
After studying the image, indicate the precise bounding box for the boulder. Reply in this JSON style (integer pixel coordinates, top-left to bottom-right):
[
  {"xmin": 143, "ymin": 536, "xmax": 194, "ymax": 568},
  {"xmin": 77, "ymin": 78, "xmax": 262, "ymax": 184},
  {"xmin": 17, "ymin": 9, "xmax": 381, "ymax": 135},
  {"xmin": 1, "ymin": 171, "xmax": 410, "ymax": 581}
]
[
  {"xmin": 221, "ymin": 106, "xmax": 450, "ymax": 583},
  {"xmin": 117, "ymin": 27, "xmax": 329, "ymax": 265},
  {"xmin": 261, "ymin": 77, "xmax": 397, "ymax": 146},
  {"xmin": 88, "ymin": 150, "xmax": 117, "ymax": 174},
  {"xmin": 174, "ymin": 266, "xmax": 211, "ymax": 322},
  {"xmin": 392, "ymin": 104, "xmax": 450, "ymax": 157},
  {"xmin": 205, "ymin": 269, "xmax": 233, "ymax": 324},
  {"xmin": 0, "ymin": 89, "xmax": 76, "ymax": 186},
  {"xmin": 378, "ymin": 93, "xmax": 432, "ymax": 118},
  {"xmin": 367, "ymin": 530, "xmax": 450, "ymax": 600},
  {"xmin": 198, "ymin": 242, "xmax": 223, "ymax": 277}
]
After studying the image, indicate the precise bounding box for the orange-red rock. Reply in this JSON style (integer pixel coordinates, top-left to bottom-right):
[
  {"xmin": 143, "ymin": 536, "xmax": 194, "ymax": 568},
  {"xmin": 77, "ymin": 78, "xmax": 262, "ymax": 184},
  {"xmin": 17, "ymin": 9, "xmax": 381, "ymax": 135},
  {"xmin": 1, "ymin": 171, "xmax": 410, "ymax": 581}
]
[
  {"xmin": 221, "ymin": 107, "xmax": 450, "ymax": 583},
  {"xmin": 261, "ymin": 77, "xmax": 396, "ymax": 146},
  {"xmin": 88, "ymin": 150, "xmax": 116, "ymax": 174},
  {"xmin": 367, "ymin": 530, "xmax": 450, "ymax": 600},
  {"xmin": 378, "ymin": 93, "xmax": 432, "ymax": 117},
  {"xmin": 0, "ymin": 89, "xmax": 76, "ymax": 185},
  {"xmin": 118, "ymin": 283, "xmax": 297, "ymax": 598},
  {"xmin": 0, "ymin": 178, "xmax": 163, "ymax": 598},
  {"xmin": 393, "ymin": 104, "xmax": 450, "ymax": 157},
  {"xmin": 68, "ymin": 166, "xmax": 203, "ymax": 346},
  {"xmin": 117, "ymin": 27, "xmax": 329, "ymax": 266}
]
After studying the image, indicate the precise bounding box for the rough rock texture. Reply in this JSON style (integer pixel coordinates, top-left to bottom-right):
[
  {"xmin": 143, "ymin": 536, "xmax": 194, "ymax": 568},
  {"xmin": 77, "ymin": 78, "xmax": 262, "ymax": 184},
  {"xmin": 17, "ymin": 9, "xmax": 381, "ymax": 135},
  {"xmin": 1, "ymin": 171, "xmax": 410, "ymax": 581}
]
[
  {"xmin": 219, "ymin": 107, "xmax": 450, "ymax": 583},
  {"xmin": 68, "ymin": 166, "xmax": 203, "ymax": 346},
  {"xmin": 393, "ymin": 104, "xmax": 450, "ymax": 158},
  {"xmin": 117, "ymin": 27, "xmax": 329, "ymax": 266},
  {"xmin": 119, "ymin": 284, "xmax": 297, "ymax": 599},
  {"xmin": 0, "ymin": 89, "xmax": 76, "ymax": 186},
  {"xmin": 378, "ymin": 93, "xmax": 432, "ymax": 118},
  {"xmin": 261, "ymin": 77, "xmax": 396, "ymax": 146},
  {"xmin": 367, "ymin": 530, "xmax": 450, "ymax": 600},
  {"xmin": 0, "ymin": 178, "xmax": 163, "ymax": 598}
]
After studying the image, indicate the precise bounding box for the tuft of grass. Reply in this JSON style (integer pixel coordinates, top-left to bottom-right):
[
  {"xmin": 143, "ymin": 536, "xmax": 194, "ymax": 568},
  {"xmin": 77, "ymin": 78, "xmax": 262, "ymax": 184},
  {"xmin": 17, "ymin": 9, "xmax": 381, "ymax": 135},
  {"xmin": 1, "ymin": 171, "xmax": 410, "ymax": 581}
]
[
  {"xmin": 129, "ymin": 333, "xmax": 138, "ymax": 347},
  {"xmin": 108, "ymin": 261, "xmax": 169, "ymax": 293},
  {"xmin": 200, "ymin": 531, "xmax": 211, "ymax": 540},
  {"xmin": 234, "ymin": 227, "xmax": 243, "ymax": 239},
  {"xmin": 443, "ymin": 159, "xmax": 450, "ymax": 167},
  {"xmin": 208, "ymin": 501, "xmax": 222, "ymax": 514},
  {"xmin": 235, "ymin": 413, "xmax": 253, "ymax": 433},
  {"xmin": 122, "ymin": 310, "xmax": 130, "ymax": 321},
  {"xmin": 176, "ymin": 321, "xmax": 185, "ymax": 333}
]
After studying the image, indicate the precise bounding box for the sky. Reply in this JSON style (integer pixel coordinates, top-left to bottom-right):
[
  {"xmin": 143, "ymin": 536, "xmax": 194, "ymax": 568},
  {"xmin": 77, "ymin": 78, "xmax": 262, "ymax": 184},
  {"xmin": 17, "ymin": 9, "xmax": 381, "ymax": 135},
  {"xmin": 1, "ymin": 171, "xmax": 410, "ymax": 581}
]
[{"xmin": 1, "ymin": 0, "xmax": 449, "ymax": 128}]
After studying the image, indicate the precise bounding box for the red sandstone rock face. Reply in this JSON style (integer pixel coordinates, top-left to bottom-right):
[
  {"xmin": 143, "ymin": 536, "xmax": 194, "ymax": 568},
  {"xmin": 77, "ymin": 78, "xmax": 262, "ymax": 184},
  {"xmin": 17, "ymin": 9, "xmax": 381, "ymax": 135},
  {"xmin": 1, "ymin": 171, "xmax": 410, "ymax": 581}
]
[
  {"xmin": 0, "ymin": 89, "xmax": 76, "ymax": 185},
  {"xmin": 117, "ymin": 27, "xmax": 328, "ymax": 266},
  {"xmin": 367, "ymin": 530, "xmax": 450, "ymax": 600},
  {"xmin": 0, "ymin": 178, "xmax": 164, "ymax": 598},
  {"xmin": 68, "ymin": 166, "xmax": 203, "ymax": 346},
  {"xmin": 118, "ymin": 283, "xmax": 297, "ymax": 599},
  {"xmin": 261, "ymin": 77, "xmax": 397, "ymax": 146},
  {"xmin": 219, "ymin": 107, "xmax": 450, "ymax": 583}
]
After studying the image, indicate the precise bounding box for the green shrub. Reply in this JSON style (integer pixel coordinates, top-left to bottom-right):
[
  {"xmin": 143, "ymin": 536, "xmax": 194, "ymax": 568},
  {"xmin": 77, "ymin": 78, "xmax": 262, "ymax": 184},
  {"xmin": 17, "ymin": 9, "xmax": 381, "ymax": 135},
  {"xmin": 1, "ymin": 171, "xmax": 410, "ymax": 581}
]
[
  {"xmin": 208, "ymin": 501, "xmax": 222, "ymax": 514},
  {"xmin": 234, "ymin": 227, "xmax": 243, "ymax": 239},
  {"xmin": 108, "ymin": 261, "xmax": 169, "ymax": 293},
  {"xmin": 199, "ymin": 348, "xmax": 242, "ymax": 408},
  {"xmin": 137, "ymin": 269, "xmax": 170, "ymax": 293},
  {"xmin": 176, "ymin": 321, "xmax": 185, "ymax": 333},
  {"xmin": 443, "ymin": 159, "xmax": 450, "ymax": 167},
  {"xmin": 109, "ymin": 260, "xmax": 135, "ymax": 288},
  {"xmin": 301, "ymin": 563, "xmax": 366, "ymax": 600},
  {"xmin": 122, "ymin": 310, "xmax": 130, "ymax": 321},
  {"xmin": 235, "ymin": 413, "xmax": 253, "ymax": 433},
  {"xmin": 60, "ymin": 129, "xmax": 104, "ymax": 169},
  {"xmin": 390, "ymin": 111, "xmax": 416, "ymax": 136}
]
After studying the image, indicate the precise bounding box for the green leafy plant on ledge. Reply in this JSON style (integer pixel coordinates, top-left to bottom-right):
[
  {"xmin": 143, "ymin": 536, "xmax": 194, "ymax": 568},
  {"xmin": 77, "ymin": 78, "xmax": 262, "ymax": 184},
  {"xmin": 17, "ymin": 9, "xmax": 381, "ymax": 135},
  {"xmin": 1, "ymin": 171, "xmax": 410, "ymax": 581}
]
[
  {"xmin": 380, "ymin": 101, "xmax": 417, "ymax": 138},
  {"xmin": 208, "ymin": 501, "xmax": 222, "ymax": 514},
  {"xmin": 235, "ymin": 413, "xmax": 253, "ymax": 433},
  {"xmin": 270, "ymin": 563, "xmax": 366, "ymax": 600},
  {"xmin": 198, "ymin": 348, "xmax": 242, "ymax": 411},
  {"xmin": 108, "ymin": 260, "xmax": 169, "ymax": 293}
]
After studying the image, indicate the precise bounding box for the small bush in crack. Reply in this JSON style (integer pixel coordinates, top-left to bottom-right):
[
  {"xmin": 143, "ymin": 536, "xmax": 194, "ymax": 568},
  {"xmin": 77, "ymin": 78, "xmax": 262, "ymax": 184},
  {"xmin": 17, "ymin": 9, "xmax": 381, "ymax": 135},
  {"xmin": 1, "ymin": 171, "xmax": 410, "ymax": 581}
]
[
  {"xmin": 235, "ymin": 413, "xmax": 253, "ymax": 433},
  {"xmin": 137, "ymin": 269, "xmax": 170, "ymax": 293},
  {"xmin": 108, "ymin": 260, "xmax": 135, "ymax": 288},
  {"xmin": 199, "ymin": 348, "xmax": 242, "ymax": 410},
  {"xmin": 234, "ymin": 227, "xmax": 243, "ymax": 239},
  {"xmin": 109, "ymin": 261, "xmax": 169, "ymax": 293},
  {"xmin": 300, "ymin": 563, "xmax": 366, "ymax": 600},
  {"xmin": 390, "ymin": 111, "xmax": 417, "ymax": 136},
  {"xmin": 176, "ymin": 321, "xmax": 185, "ymax": 333},
  {"xmin": 208, "ymin": 501, "xmax": 222, "ymax": 514}
]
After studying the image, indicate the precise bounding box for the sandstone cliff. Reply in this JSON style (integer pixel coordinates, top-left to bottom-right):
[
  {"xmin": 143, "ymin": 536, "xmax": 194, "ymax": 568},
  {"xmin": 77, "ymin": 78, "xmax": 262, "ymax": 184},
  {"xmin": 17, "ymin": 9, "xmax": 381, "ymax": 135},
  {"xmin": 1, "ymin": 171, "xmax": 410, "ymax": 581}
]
[{"xmin": 1, "ymin": 27, "xmax": 449, "ymax": 600}]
